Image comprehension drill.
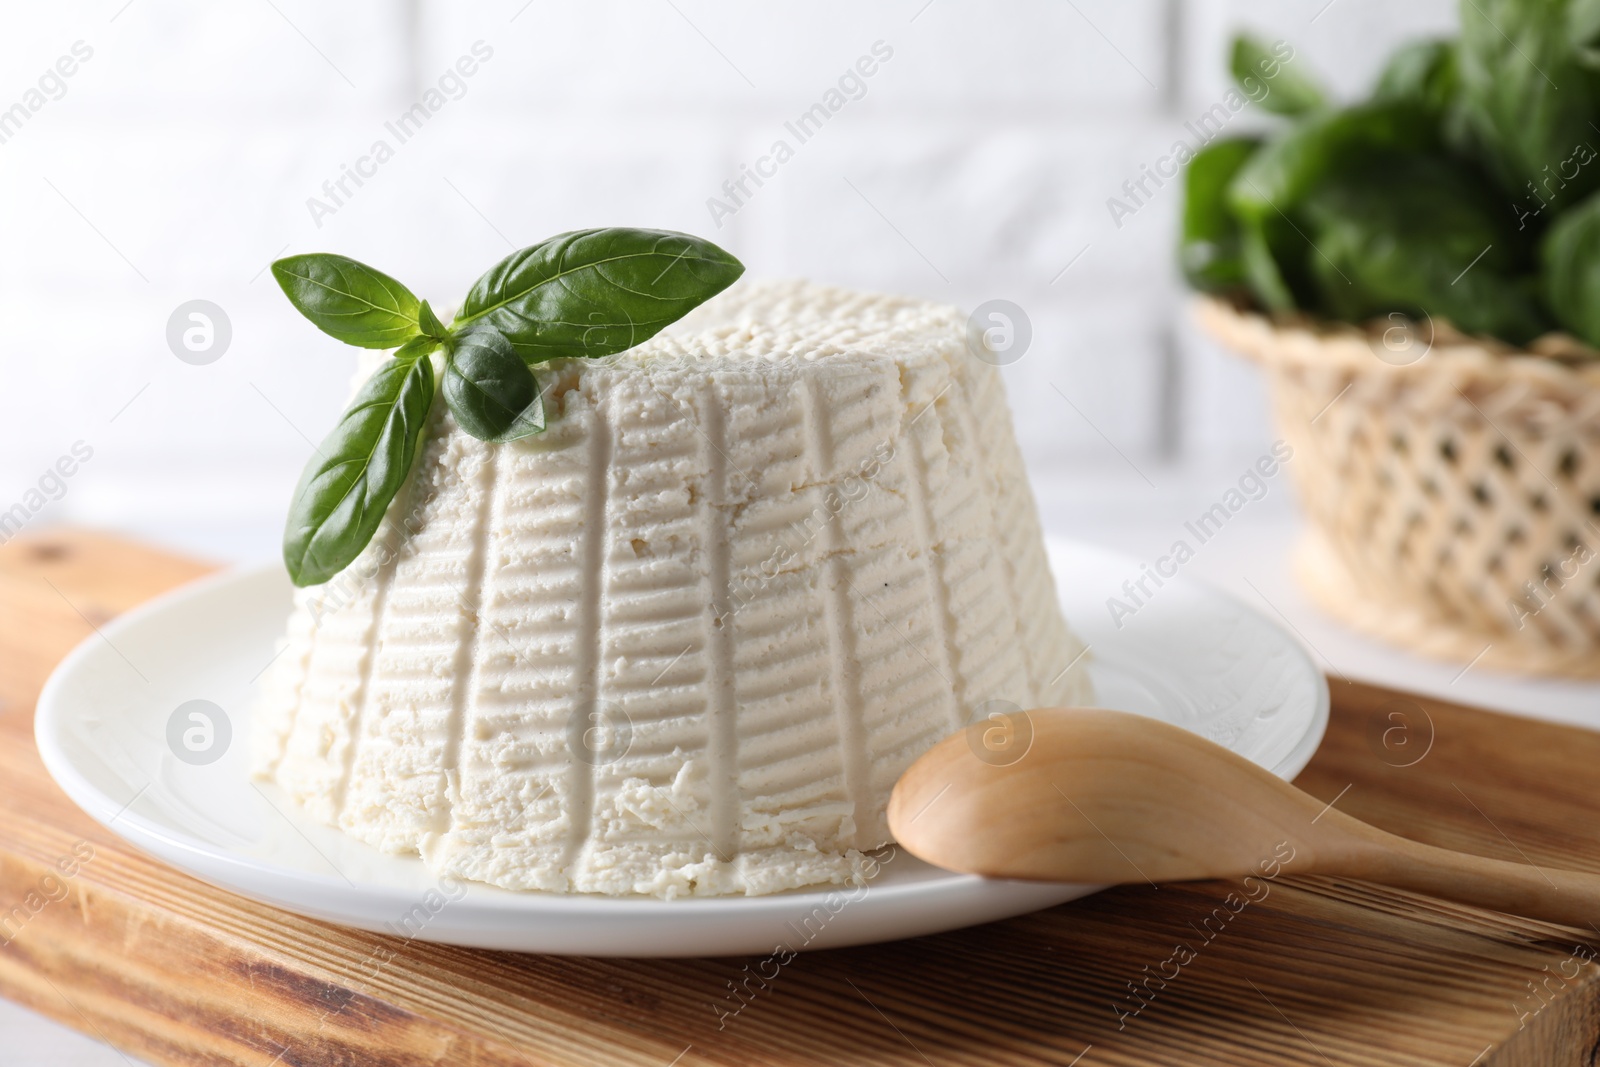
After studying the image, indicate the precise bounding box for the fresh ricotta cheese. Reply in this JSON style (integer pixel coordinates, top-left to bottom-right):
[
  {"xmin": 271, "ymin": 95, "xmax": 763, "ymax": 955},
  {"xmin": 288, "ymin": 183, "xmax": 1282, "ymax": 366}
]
[{"xmin": 253, "ymin": 279, "xmax": 1092, "ymax": 897}]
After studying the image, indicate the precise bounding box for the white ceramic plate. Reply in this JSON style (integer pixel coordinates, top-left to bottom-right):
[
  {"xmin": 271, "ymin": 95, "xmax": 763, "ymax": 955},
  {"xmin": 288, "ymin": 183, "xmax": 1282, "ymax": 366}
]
[{"xmin": 35, "ymin": 539, "xmax": 1327, "ymax": 957}]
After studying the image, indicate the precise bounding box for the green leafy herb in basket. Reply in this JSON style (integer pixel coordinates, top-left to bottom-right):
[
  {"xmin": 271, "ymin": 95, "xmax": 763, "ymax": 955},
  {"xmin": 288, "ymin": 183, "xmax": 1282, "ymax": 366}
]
[{"xmin": 1181, "ymin": 2, "xmax": 1600, "ymax": 350}]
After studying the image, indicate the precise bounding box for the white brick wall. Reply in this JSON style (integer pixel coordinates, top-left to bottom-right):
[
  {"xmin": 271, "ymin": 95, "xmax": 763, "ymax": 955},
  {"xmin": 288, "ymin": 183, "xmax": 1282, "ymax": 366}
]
[{"xmin": 0, "ymin": 0, "xmax": 1459, "ymax": 561}]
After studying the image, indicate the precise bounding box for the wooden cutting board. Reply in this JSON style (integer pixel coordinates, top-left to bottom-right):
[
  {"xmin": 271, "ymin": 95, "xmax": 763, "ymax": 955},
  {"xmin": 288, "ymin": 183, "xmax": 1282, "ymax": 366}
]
[{"xmin": 3, "ymin": 528, "xmax": 1600, "ymax": 1066}]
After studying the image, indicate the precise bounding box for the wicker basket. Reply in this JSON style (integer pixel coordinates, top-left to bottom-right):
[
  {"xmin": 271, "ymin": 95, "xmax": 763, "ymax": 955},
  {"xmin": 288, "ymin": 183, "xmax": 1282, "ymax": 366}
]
[{"xmin": 1196, "ymin": 296, "xmax": 1600, "ymax": 679}]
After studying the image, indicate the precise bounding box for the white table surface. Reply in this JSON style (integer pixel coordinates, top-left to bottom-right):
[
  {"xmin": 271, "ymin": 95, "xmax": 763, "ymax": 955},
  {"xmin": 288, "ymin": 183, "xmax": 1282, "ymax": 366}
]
[{"xmin": 13, "ymin": 476, "xmax": 1599, "ymax": 1062}]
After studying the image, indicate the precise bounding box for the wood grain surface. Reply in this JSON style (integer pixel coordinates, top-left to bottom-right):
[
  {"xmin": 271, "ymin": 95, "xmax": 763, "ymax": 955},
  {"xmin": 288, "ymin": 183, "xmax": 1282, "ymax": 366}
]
[{"xmin": 3, "ymin": 528, "xmax": 1600, "ymax": 1066}]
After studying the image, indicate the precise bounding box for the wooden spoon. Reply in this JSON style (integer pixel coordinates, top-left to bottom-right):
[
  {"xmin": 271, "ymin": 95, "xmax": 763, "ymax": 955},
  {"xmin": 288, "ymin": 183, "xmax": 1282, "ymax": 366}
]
[{"xmin": 888, "ymin": 707, "xmax": 1600, "ymax": 927}]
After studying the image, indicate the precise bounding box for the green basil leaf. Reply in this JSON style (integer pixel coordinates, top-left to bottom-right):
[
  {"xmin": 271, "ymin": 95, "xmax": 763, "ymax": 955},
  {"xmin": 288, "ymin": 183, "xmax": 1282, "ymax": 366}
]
[
  {"xmin": 1238, "ymin": 216, "xmax": 1304, "ymax": 313},
  {"xmin": 453, "ymin": 228, "xmax": 745, "ymax": 363},
  {"xmin": 443, "ymin": 329, "xmax": 546, "ymax": 442},
  {"xmin": 1541, "ymin": 189, "xmax": 1600, "ymax": 345},
  {"xmin": 1230, "ymin": 35, "xmax": 1324, "ymax": 117},
  {"xmin": 392, "ymin": 335, "xmax": 438, "ymax": 362},
  {"xmin": 283, "ymin": 355, "xmax": 436, "ymax": 587},
  {"xmin": 1180, "ymin": 137, "xmax": 1261, "ymax": 292},
  {"xmin": 1458, "ymin": 0, "xmax": 1600, "ymax": 198},
  {"xmin": 1373, "ymin": 38, "xmax": 1458, "ymax": 117},
  {"xmin": 418, "ymin": 299, "xmax": 448, "ymax": 341},
  {"xmin": 271, "ymin": 253, "xmax": 422, "ymax": 349},
  {"xmin": 1227, "ymin": 101, "xmax": 1436, "ymax": 227},
  {"xmin": 1225, "ymin": 101, "xmax": 1437, "ymax": 313},
  {"xmin": 1574, "ymin": 0, "xmax": 1600, "ymax": 69},
  {"xmin": 1302, "ymin": 153, "xmax": 1548, "ymax": 342},
  {"xmin": 1373, "ymin": 39, "xmax": 1473, "ymax": 155}
]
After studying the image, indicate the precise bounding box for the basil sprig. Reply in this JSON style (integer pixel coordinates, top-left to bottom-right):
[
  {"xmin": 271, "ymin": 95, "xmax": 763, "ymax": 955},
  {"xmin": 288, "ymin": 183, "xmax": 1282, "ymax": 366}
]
[{"xmin": 272, "ymin": 228, "xmax": 743, "ymax": 587}]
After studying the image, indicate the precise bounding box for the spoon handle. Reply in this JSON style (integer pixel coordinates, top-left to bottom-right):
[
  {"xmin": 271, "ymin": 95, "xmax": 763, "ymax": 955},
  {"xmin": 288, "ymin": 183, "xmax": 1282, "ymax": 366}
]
[{"xmin": 1348, "ymin": 833, "xmax": 1600, "ymax": 929}]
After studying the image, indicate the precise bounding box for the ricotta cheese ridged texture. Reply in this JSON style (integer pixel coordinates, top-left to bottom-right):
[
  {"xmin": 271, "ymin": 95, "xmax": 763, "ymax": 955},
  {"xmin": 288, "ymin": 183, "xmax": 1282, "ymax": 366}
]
[{"xmin": 253, "ymin": 279, "xmax": 1092, "ymax": 897}]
